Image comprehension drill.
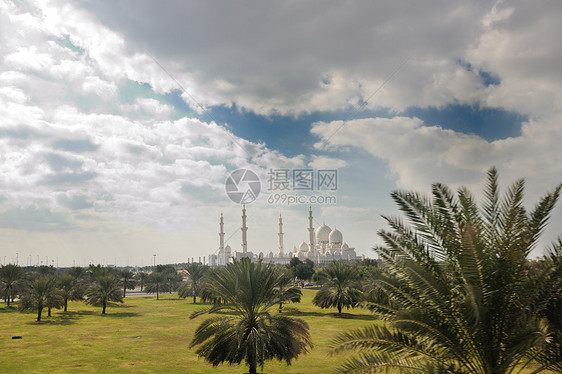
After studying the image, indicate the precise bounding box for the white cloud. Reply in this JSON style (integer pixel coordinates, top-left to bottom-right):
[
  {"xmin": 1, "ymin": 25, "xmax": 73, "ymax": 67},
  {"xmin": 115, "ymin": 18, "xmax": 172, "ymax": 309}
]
[
  {"xmin": 308, "ymin": 156, "xmax": 348, "ymax": 169},
  {"xmin": 121, "ymin": 97, "xmax": 173, "ymax": 120},
  {"xmin": 82, "ymin": 76, "xmax": 118, "ymax": 98},
  {"xmin": 311, "ymin": 115, "xmax": 562, "ymax": 220},
  {"xmin": 2, "ymin": 0, "xmax": 562, "ymax": 262}
]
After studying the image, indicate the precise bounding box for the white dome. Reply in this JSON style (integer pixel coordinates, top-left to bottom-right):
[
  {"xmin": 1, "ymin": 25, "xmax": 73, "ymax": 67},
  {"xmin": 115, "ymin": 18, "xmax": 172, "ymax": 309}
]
[
  {"xmin": 225, "ymin": 245, "xmax": 232, "ymax": 252},
  {"xmin": 292, "ymin": 245, "xmax": 298, "ymax": 253},
  {"xmin": 329, "ymin": 227, "xmax": 343, "ymax": 244},
  {"xmin": 299, "ymin": 241, "xmax": 309, "ymax": 252},
  {"xmin": 315, "ymin": 222, "xmax": 332, "ymax": 243},
  {"xmin": 342, "ymin": 242, "xmax": 349, "ymax": 250}
]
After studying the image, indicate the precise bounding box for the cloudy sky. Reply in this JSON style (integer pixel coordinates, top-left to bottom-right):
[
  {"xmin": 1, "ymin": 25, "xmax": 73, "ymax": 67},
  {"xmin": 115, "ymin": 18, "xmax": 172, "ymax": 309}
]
[{"xmin": 2, "ymin": 0, "xmax": 562, "ymax": 267}]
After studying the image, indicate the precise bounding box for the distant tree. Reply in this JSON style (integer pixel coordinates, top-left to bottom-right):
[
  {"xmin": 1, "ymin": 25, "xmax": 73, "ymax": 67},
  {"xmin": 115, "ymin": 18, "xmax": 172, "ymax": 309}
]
[
  {"xmin": 289, "ymin": 257, "xmax": 302, "ymax": 268},
  {"xmin": 289, "ymin": 258, "xmax": 315, "ymax": 280},
  {"xmin": 155, "ymin": 264, "xmax": 176, "ymax": 274},
  {"xmin": 274, "ymin": 267, "xmax": 302, "ymax": 312},
  {"xmin": 165, "ymin": 271, "xmax": 182, "ymax": 294},
  {"xmin": 198, "ymin": 268, "xmax": 223, "ymax": 304},
  {"xmin": 359, "ymin": 266, "xmax": 388, "ymax": 305},
  {"xmin": 120, "ymin": 269, "xmax": 136, "ymax": 298},
  {"xmin": 0, "ymin": 264, "xmax": 26, "ymax": 307},
  {"xmin": 58, "ymin": 274, "xmax": 84, "ymax": 312},
  {"xmin": 85, "ymin": 275, "xmax": 123, "ymax": 314},
  {"xmin": 312, "ymin": 261, "xmax": 362, "ymax": 313},
  {"xmin": 145, "ymin": 271, "xmax": 166, "ymax": 300},
  {"xmin": 35, "ymin": 265, "xmax": 56, "ymax": 277},
  {"xmin": 67, "ymin": 266, "xmax": 86, "ymax": 280},
  {"xmin": 19, "ymin": 277, "xmax": 63, "ymax": 321},
  {"xmin": 178, "ymin": 263, "xmax": 209, "ymax": 303},
  {"xmin": 87, "ymin": 264, "xmax": 114, "ymax": 281},
  {"xmin": 311, "ymin": 268, "xmax": 329, "ymax": 285},
  {"xmin": 136, "ymin": 271, "xmax": 148, "ymax": 292},
  {"xmin": 190, "ymin": 258, "xmax": 312, "ymax": 374}
]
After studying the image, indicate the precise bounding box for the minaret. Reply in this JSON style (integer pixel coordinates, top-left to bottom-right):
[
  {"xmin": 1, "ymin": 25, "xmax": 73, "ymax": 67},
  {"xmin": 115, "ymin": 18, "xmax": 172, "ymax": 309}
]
[
  {"xmin": 308, "ymin": 205, "xmax": 315, "ymax": 251},
  {"xmin": 278, "ymin": 213, "xmax": 284, "ymax": 257},
  {"xmin": 241, "ymin": 204, "xmax": 248, "ymax": 253},
  {"xmin": 219, "ymin": 212, "xmax": 225, "ymax": 252}
]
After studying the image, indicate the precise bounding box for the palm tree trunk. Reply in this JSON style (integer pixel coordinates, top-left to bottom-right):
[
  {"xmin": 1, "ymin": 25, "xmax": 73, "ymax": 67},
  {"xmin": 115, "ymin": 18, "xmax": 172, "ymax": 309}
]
[
  {"xmin": 37, "ymin": 306, "xmax": 42, "ymax": 322},
  {"xmin": 6, "ymin": 290, "xmax": 10, "ymax": 307},
  {"xmin": 48, "ymin": 307, "xmax": 51, "ymax": 317},
  {"xmin": 102, "ymin": 301, "xmax": 106, "ymax": 314},
  {"xmin": 123, "ymin": 284, "xmax": 126, "ymax": 298},
  {"xmin": 64, "ymin": 298, "xmax": 68, "ymax": 312},
  {"xmin": 248, "ymin": 351, "xmax": 257, "ymax": 374},
  {"xmin": 338, "ymin": 303, "xmax": 342, "ymax": 314},
  {"xmin": 193, "ymin": 295, "xmax": 196, "ymax": 304}
]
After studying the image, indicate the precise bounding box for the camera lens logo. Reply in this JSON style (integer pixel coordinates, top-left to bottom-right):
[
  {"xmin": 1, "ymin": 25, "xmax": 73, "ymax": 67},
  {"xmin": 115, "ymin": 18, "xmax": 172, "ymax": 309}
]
[{"xmin": 225, "ymin": 169, "xmax": 261, "ymax": 204}]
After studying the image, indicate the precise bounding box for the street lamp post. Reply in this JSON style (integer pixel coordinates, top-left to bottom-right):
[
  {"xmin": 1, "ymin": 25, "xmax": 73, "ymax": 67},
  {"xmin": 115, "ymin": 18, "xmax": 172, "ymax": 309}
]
[{"xmin": 153, "ymin": 254, "xmax": 156, "ymax": 267}]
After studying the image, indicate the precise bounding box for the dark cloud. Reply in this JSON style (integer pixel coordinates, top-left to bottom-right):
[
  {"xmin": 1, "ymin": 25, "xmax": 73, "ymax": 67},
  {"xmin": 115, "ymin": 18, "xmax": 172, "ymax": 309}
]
[
  {"xmin": 57, "ymin": 194, "xmax": 94, "ymax": 210},
  {"xmin": 43, "ymin": 172, "xmax": 98, "ymax": 186},
  {"xmin": 45, "ymin": 153, "xmax": 83, "ymax": 172},
  {"xmin": 0, "ymin": 205, "xmax": 73, "ymax": 232},
  {"xmin": 52, "ymin": 139, "xmax": 99, "ymax": 152},
  {"xmin": 0, "ymin": 126, "xmax": 43, "ymax": 139},
  {"xmin": 79, "ymin": 1, "xmax": 488, "ymax": 113}
]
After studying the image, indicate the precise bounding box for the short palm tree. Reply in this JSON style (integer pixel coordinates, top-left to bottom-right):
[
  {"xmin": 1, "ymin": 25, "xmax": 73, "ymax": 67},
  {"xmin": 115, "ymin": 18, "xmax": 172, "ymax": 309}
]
[
  {"xmin": 0, "ymin": 264, "xmax": 26, "ymax": 307},
  {"xmin": 120, "ymin": 269, "xmax": 136, "ymax": 298},
  {"xmin": 165, "ymin": 271, "xmax": 182, "ymax": 294},
  {"xmin": 85, "ymin": 275, "xmax": 123, "ymax": 314},
  {"xmin": 312, "ymin": 261, "xmax": 362, "ymax": 313},
  {"xmin": 331, "ymin": 168, "xmax": 562, "ymax": 373},
  {"xmin": 58, "ymin": 274, "xmax": 84, "ymax": 312},
  {"xmin": 275, "ymin": 267, "xmax": 302, "ymax": 313},
  {"xmin": 145, "ymin": 271, "xmax": 166, "ymax": 300},
  {"xmin": 190, "ymin": 258, "xmax": 313, "ymax": 374},
  {"xmin": 19, "ymin": 277, "xmax": 63, "ymax": 321},
  {"xmin": 178, "ymin": 263, "xmax": 209, "ymax": 303},
  {"xmin": 136, "ymin": 271, "xmax": 148, "ymax": 292}
]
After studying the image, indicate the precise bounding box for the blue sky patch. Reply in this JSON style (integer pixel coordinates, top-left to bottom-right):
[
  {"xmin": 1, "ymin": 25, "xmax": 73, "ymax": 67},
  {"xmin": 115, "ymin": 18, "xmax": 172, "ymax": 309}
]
[
  {"xmin": 457, "ymin": 60, "xmax": 501, "ymax": 86},
  {"xmin": 404, "ymin": 104, "xmax": 525, "ymax": 141}
]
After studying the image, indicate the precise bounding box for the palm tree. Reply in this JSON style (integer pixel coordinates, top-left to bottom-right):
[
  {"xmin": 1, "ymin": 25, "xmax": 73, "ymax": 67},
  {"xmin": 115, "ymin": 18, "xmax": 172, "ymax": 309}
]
[
  {"xmin": 145, "ymin": 271, "xmax": 166, "ymax": 300},
  {"xmin": 120, "ymin": 269, "xmax": 136, "ymax": 298},
  {"xmin": 19, "ymin": 277, "xmax": 63, "ymax": 321},
  {"xmin": 275, "ymin": 267, "xmax": 302, "ymax": 312},
  {"xmin": 331, "ymin": 168, "xmax": 562, "ymax": 373},
  {"xmin": 85, "ymin": 275, "xmax": 123, "ymax": 314},
  {"xmin": 178, "ymin": 263, "xmax": 208, "ymax": 303},
  {"xmin": 136, "ymin": 271, "xmax": 148, "ymax": 292},
  {"xmin": 312, "ymin": 261, "xmax": 362, "ymax": 313},
  {"xmin": 67, "ymin": 266, "xmax": 86, "ymax": 280},
  {"xmin": 190, "ymin": 258, "xmax": 313, "ymax": 374},
  {"xmin": 0, "ymin": 264, "xmax": 26, "ymax": 307},
  {"xmin": 58, "ymin": 274, "xmax": 84, "ymax": 312},
  {"xmin": 165, "ymin": 271, "xmax": 182, "ymax": 294}
]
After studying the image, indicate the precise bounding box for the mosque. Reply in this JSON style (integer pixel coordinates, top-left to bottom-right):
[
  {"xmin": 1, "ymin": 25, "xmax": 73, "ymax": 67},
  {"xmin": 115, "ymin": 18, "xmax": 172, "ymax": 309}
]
[{"xmin": 208, "ymin": 205, "xmax": 361, "ymax": 266}]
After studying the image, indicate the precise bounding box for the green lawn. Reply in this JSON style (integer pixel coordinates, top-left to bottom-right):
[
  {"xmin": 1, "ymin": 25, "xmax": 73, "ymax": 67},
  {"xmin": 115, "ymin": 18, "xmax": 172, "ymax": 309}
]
[{"xmin": 0, "ymin": 289, "xmax": 380, "ymax": 373}]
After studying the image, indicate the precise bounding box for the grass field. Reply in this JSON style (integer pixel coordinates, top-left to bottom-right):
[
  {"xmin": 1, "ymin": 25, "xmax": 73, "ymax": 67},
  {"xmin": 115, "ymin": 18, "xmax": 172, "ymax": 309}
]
[{"xmin": 0, "ymin": 289, "xmax": 380, "ymax": 373}]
